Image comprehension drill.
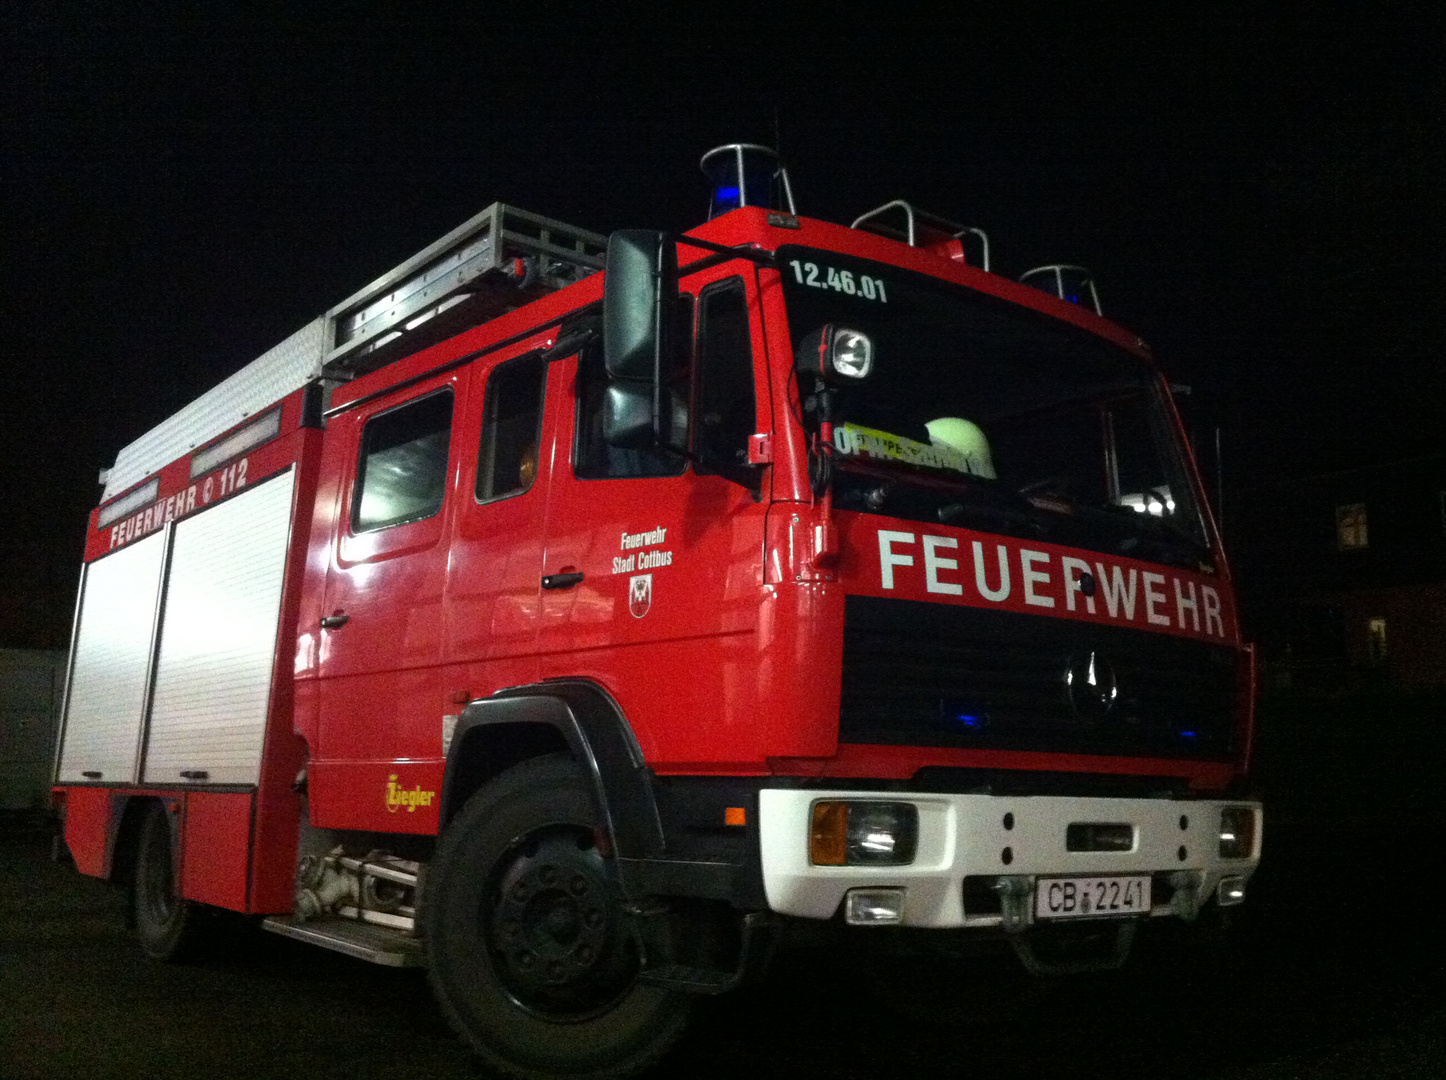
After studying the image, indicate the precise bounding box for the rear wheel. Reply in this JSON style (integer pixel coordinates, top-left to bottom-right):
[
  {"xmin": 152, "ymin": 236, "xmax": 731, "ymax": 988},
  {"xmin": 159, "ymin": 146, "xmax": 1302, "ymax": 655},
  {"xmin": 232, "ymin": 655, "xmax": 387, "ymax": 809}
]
[
  {"xmin": 425, "ymin": 755, "xmax": 691, "ymax": 1080},
  {"xmin": 133, "ymin": 800, "xmax": 202, "ymax": 960}
]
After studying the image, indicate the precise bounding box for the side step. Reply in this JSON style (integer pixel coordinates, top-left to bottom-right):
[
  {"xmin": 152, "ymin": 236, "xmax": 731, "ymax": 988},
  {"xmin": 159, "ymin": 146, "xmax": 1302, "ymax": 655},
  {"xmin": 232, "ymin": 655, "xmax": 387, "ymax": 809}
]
[
  {"xmin": 637, "ymin": 911, "xmax": 780, "ymax": 995},
  {"xmin": 262, "ymin": 916, "xmax": 426, "ymax": 968}
]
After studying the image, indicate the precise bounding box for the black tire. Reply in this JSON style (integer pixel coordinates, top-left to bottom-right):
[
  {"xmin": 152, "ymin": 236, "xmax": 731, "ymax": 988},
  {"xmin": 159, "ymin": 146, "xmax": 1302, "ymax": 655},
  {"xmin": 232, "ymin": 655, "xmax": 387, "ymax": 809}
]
[
  {"xmin": 133, "ymin": 800, "xmax": 202, "ymax": 961},
  {"xmin": 425, "ymin": 755, "xmax": 691, "ymax": 1080}
]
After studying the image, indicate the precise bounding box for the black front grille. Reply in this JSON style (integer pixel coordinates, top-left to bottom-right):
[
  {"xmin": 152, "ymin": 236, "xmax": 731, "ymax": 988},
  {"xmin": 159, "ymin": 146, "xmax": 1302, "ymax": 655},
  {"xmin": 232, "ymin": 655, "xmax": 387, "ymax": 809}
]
[{"xmin": 840, "ymin": 596, "xmax": 1239, "ymax": 760}]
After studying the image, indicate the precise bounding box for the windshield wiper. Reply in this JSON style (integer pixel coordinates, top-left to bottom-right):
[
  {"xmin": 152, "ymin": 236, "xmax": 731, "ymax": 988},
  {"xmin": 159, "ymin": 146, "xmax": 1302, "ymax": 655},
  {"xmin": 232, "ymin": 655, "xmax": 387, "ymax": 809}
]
[
  {"xmin": 834, "ymin": 457, "xmax": 1047, "ymax": 534},
  {"xmin": 1076, "ymin": 501, "xmax": 1210, "ymax": 567},
  {"xmin": 936, "ymin": 482, "xmax": 1044, "ymax": 529}
]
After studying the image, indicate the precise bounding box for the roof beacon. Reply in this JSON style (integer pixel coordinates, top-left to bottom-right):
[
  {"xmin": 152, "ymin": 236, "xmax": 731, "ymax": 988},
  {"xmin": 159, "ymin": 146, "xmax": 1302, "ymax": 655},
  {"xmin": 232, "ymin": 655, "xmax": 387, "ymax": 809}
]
[
  {"xmin": 701, "ymin": 143, "xmax": 796, "ymax": 221},
  {"xmin": 1020, "ymin": 264, "xmax": 1103, "ymax": 315}
]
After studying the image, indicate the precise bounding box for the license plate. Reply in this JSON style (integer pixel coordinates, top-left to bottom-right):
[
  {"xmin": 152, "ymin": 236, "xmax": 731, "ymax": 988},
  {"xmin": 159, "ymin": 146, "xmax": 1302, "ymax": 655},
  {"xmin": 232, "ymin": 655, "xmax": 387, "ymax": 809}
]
[{"xmin": 1034, "ymin": 876, "xmax": 1151, "ymax": 921}]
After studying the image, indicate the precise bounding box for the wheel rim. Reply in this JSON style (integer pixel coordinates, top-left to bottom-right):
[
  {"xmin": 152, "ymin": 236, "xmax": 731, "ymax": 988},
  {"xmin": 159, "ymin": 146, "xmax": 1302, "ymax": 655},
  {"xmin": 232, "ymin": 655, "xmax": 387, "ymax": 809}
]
[{"xmin": 485, "ymin": 826, "xmax": 638, "ymax": 1020}]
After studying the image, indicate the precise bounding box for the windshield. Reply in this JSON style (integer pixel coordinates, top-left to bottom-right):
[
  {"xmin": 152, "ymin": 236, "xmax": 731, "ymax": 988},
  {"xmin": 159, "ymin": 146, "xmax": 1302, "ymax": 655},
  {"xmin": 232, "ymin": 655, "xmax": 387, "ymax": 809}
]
[{"xmin": 779, "ymin": 247, "xmax": 1211, "ymax": 565}]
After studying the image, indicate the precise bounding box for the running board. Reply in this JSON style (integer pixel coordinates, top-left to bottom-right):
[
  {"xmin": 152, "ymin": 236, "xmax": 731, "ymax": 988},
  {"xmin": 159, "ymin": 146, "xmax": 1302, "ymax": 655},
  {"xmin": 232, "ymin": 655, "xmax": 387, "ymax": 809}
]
[{"xmin": 262, "ymin": 915, "xmax": 426, "ymax": 968}]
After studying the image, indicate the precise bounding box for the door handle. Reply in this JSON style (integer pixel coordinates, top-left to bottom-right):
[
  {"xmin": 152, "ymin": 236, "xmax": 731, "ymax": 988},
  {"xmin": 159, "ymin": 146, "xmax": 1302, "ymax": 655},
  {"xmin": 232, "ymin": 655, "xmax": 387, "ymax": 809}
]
[
  {"xmin": 320, "ymin": 614, "xmax": 350, "ymax": 629},
  {"xmin": 541, "ymin": 572, "xmax": 585, "ymax": 590}
]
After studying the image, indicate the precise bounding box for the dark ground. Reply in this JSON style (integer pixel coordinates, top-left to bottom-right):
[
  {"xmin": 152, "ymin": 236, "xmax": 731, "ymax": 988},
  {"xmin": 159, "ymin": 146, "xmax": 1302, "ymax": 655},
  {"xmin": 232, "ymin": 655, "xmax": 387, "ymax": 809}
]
[{"xmin": 4, "ymin": 692, "xmax": 1443, "ymax": 1080}]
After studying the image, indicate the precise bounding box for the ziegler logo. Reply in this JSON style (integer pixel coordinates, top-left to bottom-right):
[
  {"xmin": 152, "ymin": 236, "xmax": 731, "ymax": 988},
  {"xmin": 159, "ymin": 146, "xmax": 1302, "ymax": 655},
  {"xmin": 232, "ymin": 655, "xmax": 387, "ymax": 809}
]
[{"xmin": 386, "ymin": 774, "xmax": 435, "ymax": 813}]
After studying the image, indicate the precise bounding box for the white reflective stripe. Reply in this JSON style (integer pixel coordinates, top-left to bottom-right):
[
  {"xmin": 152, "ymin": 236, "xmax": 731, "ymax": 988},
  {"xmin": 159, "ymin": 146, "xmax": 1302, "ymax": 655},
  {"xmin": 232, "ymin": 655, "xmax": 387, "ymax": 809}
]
[
  {"xmin": 142, "ymin": 470, "xmax": 295, "ymax": 786},
  {"xmin": 56, "ymin": 533, "xmax": 167, "ymax": 783},
  {"xmin": 97, "ymin": 477, "xmax": 160, "ymax": 528},
  {"xmin": 190, "ymin": 407, "xmax": 283, "ymax": 478}
]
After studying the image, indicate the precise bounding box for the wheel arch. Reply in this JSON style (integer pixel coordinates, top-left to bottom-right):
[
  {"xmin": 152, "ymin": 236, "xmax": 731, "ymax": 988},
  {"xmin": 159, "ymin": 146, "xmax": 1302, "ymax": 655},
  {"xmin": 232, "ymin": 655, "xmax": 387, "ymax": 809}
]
[
  {"xmin": 439, "ymin": 680, "xmax": 664, "ymax": 861},
  {"xmin": 108, "ymin": 793, "xmax": 169, "ymax": 886}
]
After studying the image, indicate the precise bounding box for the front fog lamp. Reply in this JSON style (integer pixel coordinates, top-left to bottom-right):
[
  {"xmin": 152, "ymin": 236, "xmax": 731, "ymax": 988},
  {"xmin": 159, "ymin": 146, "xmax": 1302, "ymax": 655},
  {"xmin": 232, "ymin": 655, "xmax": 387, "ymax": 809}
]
[
  {"xmin": 810, "ymin": 801, "xmax": 919, "ymax": 866},
  {"xmin": 1217, "ymin": 875, "xmax": 1247, "ymax": 906},
  {"xmin": 845, "ymin": 887, "xmax": 906, "ymax": 925},
  {"xmin": 1218, "ymin": 806, "xmax": 1257, "ymax": 859}
]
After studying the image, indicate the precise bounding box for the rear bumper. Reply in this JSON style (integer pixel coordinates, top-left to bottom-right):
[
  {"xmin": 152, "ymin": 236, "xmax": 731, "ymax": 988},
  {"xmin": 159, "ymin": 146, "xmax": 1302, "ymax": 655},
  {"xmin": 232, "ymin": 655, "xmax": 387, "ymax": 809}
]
[{"xmin": 758, "ymin": 789, "xmax": 1261, "ymax": 928}]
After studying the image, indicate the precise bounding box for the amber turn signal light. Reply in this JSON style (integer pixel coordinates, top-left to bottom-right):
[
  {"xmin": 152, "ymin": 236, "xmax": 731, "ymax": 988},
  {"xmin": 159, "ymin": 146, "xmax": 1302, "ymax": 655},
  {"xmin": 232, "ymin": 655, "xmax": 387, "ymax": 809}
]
[{"xmin": 810, "ymin": 802, "xmax": 850, "ymax": 865}]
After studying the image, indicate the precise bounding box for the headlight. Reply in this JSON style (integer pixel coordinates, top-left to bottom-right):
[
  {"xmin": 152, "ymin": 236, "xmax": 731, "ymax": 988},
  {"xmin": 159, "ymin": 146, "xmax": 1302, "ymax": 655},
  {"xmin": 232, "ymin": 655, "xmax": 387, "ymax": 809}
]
[
  {"xmin": 810, "ymin": 800, "xmax": 918, "ymax": 865},
  {"xmin": 1219, "ymin": 806, "xmax": 1257, "ymax": 859}
]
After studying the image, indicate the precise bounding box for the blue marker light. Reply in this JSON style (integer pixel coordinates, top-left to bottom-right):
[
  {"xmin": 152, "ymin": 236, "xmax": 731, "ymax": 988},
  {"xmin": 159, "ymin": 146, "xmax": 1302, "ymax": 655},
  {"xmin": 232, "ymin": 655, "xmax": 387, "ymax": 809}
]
[{"xmin": 939, "ymin": 700, "xmax": 988, "ymax": 731}]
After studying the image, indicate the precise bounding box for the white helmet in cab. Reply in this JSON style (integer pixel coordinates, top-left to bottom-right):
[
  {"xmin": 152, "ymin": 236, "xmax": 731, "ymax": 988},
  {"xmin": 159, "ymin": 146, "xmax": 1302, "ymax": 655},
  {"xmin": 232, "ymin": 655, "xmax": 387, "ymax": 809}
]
[{"xmin": 925, "ymin": 417, "xmax": 997, "ymax": 480}]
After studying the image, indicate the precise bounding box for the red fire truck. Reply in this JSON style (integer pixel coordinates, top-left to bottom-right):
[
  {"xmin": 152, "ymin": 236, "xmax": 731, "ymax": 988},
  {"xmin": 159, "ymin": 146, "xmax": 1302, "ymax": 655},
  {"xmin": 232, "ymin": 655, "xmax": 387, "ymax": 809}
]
[{"xmin": 53, "ymin": 145, "xmax": 1261, "ymax": 1078}]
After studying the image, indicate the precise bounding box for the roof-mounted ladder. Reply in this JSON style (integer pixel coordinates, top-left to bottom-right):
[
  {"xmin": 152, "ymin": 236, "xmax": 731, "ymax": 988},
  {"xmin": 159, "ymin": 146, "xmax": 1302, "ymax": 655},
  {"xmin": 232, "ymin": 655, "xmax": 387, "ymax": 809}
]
[
  {"xmin": 100, "ymin": 204, "xmax": 606, "ymax": 501},
  {"xmin": 323, "ymin": 203, "xmax": 606, "ymax": 376}
]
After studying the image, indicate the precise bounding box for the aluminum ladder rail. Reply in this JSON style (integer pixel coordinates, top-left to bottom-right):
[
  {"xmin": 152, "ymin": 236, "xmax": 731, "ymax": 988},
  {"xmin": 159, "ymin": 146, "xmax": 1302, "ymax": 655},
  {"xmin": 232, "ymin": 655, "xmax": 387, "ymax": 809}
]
[
  {"xmin": 101, "ymin": 204, "xmax": 606, "ymax": 502},
  {"xmin": 322, "ymin": 202, "xmax": 608, "ymax": 375}
]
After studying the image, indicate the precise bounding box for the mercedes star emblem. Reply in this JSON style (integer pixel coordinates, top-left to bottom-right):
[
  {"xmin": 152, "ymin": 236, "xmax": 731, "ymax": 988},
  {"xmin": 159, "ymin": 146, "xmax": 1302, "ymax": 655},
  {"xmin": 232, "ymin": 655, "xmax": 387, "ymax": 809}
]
[{"xmin": 1065, "ymin": 650, "xmax": 1118, "ymax": 723}]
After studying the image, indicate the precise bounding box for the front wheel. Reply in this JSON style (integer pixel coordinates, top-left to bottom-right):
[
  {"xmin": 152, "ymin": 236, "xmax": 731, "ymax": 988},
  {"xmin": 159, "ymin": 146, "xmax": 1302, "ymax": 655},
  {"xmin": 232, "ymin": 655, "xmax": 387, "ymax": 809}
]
[{"xmin": 424, "ymin": 755, "xmax": 691, "ymax": 1080}]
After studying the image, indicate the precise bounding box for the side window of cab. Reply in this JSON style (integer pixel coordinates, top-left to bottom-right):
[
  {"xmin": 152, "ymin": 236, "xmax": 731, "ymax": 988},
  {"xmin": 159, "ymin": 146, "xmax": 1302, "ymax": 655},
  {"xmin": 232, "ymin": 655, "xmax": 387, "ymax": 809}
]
[
  {"xmin": 352, "ymin": 389, "xmax": 454, "ymax": 532},
  {"xmin": 694, "ymin": 278, "xmax": 757, "ymax": 472},
  {"xmin": 476, "ymin": 353, "xmax": 547, "ymax": 502}
]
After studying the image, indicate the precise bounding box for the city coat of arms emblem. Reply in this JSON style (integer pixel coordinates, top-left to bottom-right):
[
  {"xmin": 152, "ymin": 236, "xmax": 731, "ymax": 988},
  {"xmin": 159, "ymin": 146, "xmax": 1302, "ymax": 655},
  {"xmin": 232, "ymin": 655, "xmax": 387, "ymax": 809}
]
[{"xmin": 628, "ymin": 573, "xmax": 652, "ymax": 618}]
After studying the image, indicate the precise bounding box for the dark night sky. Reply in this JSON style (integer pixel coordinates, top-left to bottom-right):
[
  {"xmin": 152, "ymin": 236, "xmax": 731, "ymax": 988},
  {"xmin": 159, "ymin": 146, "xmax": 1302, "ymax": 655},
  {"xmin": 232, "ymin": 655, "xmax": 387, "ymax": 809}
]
[{"xmin": 3, "ymin": 3, "xmax": 1443, "ymax": 647}]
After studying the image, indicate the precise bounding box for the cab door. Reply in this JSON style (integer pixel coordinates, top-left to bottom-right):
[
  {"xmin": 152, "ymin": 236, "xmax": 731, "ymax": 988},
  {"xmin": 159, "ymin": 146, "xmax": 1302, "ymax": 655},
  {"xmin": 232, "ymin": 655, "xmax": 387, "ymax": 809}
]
[
  {"xmin": 312, "ymin": 367, "xmax": 466, "ymax": 830},
  {"xmin": 535, "ymin": 266, "xmax": 772, "ymax": 768},
  {"xmin": 442, "ymin": 346, "xmax": 555, "ymax": 699}
]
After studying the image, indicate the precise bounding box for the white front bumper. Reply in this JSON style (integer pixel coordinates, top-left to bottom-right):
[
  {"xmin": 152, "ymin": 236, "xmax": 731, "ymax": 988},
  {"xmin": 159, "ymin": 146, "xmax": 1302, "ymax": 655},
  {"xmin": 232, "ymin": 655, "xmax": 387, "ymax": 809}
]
[{"xmin": 758, "ymin": 789, "xmax": 1262, "ymax": 928}]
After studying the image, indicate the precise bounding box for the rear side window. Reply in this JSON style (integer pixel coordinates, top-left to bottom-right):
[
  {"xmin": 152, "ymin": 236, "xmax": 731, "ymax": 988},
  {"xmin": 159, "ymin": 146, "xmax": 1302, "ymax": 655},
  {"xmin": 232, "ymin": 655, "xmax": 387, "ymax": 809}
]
[
  {"xmin": 353, "ymin": 390, "xmax": 454, "ymax": 532},
  {"xmin": 477, "ymin": 354, "xmax": 546, "ymax": 502}
]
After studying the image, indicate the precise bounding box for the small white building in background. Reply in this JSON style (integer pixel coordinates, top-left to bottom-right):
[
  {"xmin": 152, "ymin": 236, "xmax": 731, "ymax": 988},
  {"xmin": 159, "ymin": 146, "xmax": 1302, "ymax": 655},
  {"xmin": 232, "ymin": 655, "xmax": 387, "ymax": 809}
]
[{"xmin": 1, "ymin": 649, "xmax": 67, "ymax": 811}]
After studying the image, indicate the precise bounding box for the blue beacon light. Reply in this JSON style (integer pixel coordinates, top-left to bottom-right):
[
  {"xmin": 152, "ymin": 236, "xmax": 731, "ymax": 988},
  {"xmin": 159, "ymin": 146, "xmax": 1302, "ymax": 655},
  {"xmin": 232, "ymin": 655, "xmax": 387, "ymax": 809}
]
[{"xmin": 700, "ymin": 143, "xmax": 796, "ymax": 221}]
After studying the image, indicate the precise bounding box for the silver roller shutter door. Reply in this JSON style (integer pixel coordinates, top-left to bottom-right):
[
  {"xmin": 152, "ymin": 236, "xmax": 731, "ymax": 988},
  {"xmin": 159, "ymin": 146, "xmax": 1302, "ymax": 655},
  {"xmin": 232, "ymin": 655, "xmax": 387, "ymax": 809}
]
[
  {"xmin": 142, "ymin": 470, "xmax": 296, "ymax": 786},
  {"xmin": 55, "ymin": 532, "xmax": 167, "ymax": 784}
]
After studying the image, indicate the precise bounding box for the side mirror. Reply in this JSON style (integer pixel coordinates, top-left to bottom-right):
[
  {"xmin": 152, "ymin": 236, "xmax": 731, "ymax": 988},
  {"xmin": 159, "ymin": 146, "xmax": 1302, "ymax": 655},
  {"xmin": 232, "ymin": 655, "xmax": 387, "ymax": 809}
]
[
  {"xmin": 601, "ymin": 383, "xmax": 653, "ymax": 449},
  {"xmin": 604, "ymin": 227, "xmax": 677, "ymax": 379},
  {"xmin": 603, "ymin": 384, "xmax": 690, "ymax": 451}
]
